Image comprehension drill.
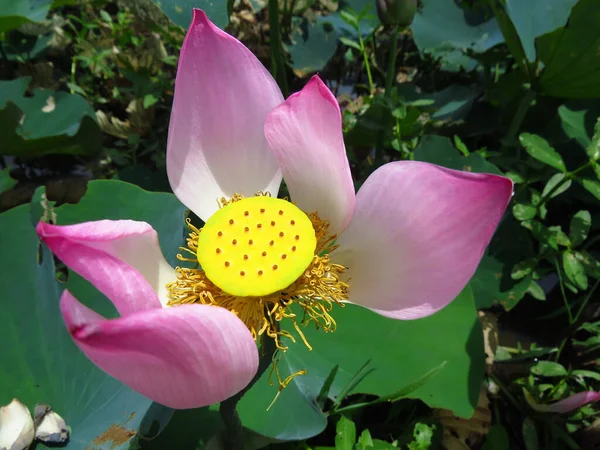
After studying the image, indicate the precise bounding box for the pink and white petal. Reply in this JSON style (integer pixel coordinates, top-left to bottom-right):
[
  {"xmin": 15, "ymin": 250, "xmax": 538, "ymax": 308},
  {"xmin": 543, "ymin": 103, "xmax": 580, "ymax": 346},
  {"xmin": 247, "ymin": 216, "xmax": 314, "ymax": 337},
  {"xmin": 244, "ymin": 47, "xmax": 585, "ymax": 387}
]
[
  {"xmin": 37, "ymin": 220, "xmax": 172, "ymax": 315},
  {"xmin": 167, "ymin": 9, "xmax": 283, "ymax": 221},
  {"xmin": 264, "ymin": 75, "xmax": 355, "ymax": 234},
  {"xmin": 61, "ymin": 291, "xmax": 259, "ymax": 409},
  {"xmin": 526, "ymin": 390, "xmax": 600, "ymax": 413},
  {"xmin": 335, "ymin": 161, "xmax": 513, "ymax": 319}
]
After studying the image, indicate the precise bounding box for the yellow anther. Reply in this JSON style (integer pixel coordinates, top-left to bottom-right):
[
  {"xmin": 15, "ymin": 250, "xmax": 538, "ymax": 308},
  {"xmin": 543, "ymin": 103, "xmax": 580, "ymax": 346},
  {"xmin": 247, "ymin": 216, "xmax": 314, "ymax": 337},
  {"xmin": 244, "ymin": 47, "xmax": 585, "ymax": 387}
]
[{"xmin": 196, "ymin": 197, "xmax": 317, "ymax": 297}]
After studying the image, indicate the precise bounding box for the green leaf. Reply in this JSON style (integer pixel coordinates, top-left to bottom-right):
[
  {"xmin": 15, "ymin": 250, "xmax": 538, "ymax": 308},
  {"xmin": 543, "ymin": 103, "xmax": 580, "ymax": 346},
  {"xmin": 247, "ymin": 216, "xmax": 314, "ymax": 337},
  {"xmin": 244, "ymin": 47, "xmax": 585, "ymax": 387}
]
[
  {"xmin": 542, "ymin": 173, "xmax": 571, "ymax": 199},
  {"xmin": 548, "ymin": 226, "xmax": 570, "ymax": 247},
  {"xmin": 482, "ymin": 424, "xmax": 510, "ymax": 450},
  {"xmin": 454, "ymin": 135, "xmax": 469, "ymax": 156},
  {"xmin": 143, "ymin": 93, "xmax": 158, "ymax": 109},
  {"xmin": 0, "ymin": 0, "xmax": 51, "ymax": 32},
  {"xmin": 140, "ymin": 406, "xmax": 224, "ymax": 450},
  {"xmin": 0, "ymin": 168, "xmax": 16, "ymax": 193},
  {"xmin": 316, "ymin": 365, "xmax": 340, "ymax": 410},
  {"xmin": 580, "ymin": 178, "xmax": 600, "ymax": 201},
  {"xmin": 558, "ymin": 104, "xmax": 592, "ymax": 148},
  {"xmin": 471, "ymin": 218, "xmax": 534, "ymax": 310},
  {"xmin": 339, "ymin": 9, "xmax": 360, "ymax": 29},
  {"xmin": 335, "ymin": 416, "xmax": 356, "ymax": 450},
  {"xmin": 531, "ymin": 361, "xmax": 568, "ymax": 377},
  {"xmin": 519, "ymin": 133, "xmax": 567, "ymax": 172},
  {"xmin": 151, "ymin": 0, "xmax": 229, "ymax": 28},
  {"xmin": 392, "ymin": 105, "xmax": 407, "ymax": 120},
  {"xmin": 527, "ymin": 280, "xmax": 546, "ymax": 301},
  {"xmin": 408, "ymin": 423, "xmax": 435, "ymax": 450},
  {"xmin": 513, "ymin": 204, "xmax": 537, "ymax": 221},
  {"xmin": 523, "ymin": 220, "xmax": 559, "ymax": 250},
  {"xmin": 99, "ymin": 9, "xmax": 112, "ymax": 23},
  {"xmin": 511, "ymin": 259, "xmax": 535, "ymax": 280},
  {"xmin": 569, "ymin": 211, "xmax": 591, "ymax": 247},
  {"xmin": 238, "ymin": 287, "xmax": 484, "ymax": 440},
  {"xmin": 411, "ymin": 0, "xmax": 503, "ymax": 71},
  {"xmin": 572, "ymin": 370, "xmax": 600, "ymax": 382},
  {"xmin": 339, "ymin": 36, "xmax": 362, "ymax": 51},
  {"xmin": 289, "ymin": 17, "xmax": 338, "ymax": 75},
  {"xmin": 504, "ymin": 0, "xmax": 578, "ymax": 62},
  {"xmin": 522, "ymin": 417, "xmax": 539, "ymax": 450},
  {"xmin": 371, "ymin": 441, "xmax": 399, "ymax": 450},
  {"xmin": 0, "ymin": 77, "xmax": 101, "ymax": 157},
  {"xmin": 414, "ymin": 135, "xmax": 502, "ymax": 174},
  {"xmin": 406, "ymin": 99, "xmax": 435, "ymax": 107},
  {"xmin": 357, "ymin": 429, "xmax": 374, "ymax": 449},
  {"xmin": 563, "ymin": 251, "xmax": 589, "ymax": 290},
  {"xmin": 574, "ymin": 251, "xmax": 600, "ymax": 279},
  {"xmin": 588, "ymin": 117, "xmax": 600, "ymax": 160},
  {"xmin": 489, "ymin": 1, "xmax": 528, "ymax": 76},
  {"xmin": 316, "ymin": 0, "xmax": 378, "ymax": 39},
  {"xmin": 537, "ymin": 0, "xmax": 600, "ymax": 98}
]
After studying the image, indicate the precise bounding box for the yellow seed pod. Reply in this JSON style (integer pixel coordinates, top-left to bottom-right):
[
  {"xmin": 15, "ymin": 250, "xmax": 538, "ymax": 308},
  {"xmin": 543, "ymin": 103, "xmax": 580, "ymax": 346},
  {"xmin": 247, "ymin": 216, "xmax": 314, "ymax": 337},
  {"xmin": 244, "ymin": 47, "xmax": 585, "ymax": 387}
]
[{"xmin": 196, "ymin": 197, "xmax": 317, "ymax": 297}]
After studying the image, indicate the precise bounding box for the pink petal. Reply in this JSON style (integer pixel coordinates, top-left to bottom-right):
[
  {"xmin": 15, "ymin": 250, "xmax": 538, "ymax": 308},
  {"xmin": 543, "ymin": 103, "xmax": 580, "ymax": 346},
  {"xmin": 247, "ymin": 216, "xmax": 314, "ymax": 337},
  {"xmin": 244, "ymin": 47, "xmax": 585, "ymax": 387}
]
[
  {"xmin": 61, "ymin": 291, "xmax": 258, "ymax": 409},
  {"xmin": 167, "ymin": 9, "xmax": 283, "ymax": 221},
  {"xmin": 335, "ymin": 161, "xmax": 512, "ymax": 319},
  {"xmin": 37, "ymin": 220, "xmax": 172, "ymax": 315},
  {"xmin": 528, "ymin": 391, "xmax": 600, "ymax": 413},
  {"xmin": 264, "ymin": 75, "xmax": 355, "ymax": 234}
]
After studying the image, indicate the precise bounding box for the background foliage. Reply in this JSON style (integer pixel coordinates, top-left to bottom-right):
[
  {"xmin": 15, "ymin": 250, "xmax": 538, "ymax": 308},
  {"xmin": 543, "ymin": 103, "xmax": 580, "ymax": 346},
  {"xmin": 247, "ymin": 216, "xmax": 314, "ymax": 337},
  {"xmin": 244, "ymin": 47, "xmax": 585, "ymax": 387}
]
[{"xmin": 1, "ymin": 0, "xmax": 600, "ymax": 449}]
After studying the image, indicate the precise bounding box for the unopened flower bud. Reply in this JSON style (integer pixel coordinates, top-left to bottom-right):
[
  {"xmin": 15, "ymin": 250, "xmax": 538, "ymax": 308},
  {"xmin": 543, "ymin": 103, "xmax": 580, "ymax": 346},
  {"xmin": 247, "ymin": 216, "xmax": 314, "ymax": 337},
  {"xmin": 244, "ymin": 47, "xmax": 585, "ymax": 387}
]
[
  {"xmin": 0, "ymin": 399, "xmax": 34, "ymax": 450},
  {"xmin": 376, "ymin": 0, "xmax": 417, "ymax": 27}
]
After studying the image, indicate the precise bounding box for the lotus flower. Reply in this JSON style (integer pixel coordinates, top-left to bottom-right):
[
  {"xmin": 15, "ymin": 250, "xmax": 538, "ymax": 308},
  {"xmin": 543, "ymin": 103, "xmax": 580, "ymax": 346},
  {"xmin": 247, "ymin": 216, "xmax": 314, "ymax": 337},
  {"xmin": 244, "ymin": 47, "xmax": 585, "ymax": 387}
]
[{"xmin": 37, "ymin": 9, "xmax": 512, "ymax": 409}]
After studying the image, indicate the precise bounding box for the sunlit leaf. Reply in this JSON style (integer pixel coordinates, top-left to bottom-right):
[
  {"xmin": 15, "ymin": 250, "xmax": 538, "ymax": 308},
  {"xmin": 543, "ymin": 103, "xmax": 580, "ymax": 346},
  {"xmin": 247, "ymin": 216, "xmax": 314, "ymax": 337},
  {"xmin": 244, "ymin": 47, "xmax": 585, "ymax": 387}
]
[{"xmin": 519, "ymin": 133, "xmax": 567, "ymax": 172}]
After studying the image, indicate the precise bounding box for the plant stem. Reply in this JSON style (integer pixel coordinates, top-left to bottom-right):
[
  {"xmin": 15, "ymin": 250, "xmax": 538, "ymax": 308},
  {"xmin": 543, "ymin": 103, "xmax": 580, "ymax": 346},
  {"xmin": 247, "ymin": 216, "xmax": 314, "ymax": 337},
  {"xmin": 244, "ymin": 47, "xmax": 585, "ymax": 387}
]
[
  {"xmin": 506, "ymin": 88, "xmax": 535, "ymax": 145},
  {"xmin": 268, "ymin": 0, "xmax": 289, "ymax": 97},
  {"xmin": 556, "ymin": 258, "xmax": 574, "ymax": 325},
  {"xmin": 385, "ymin": 26, "xmax": 400, "ymax": 95},
  {"xmin": 488, "ymin": 373, "xmax": 521, "ymax": 410},
  {"xmin": 0, "ymin": 37, "xmax": 8, "ymax": 62},
  {"xmin": 555, "ymin": 279, "xmax": 600, "ymax": 362},
  {"xmin": 358, "ymin": 34, "xmax": 374, "ymax": 94},
  {"xmin": 537, "ymin": 161, "xmax": 593, "ymax": 209},
  {"xmin": 219, "ymin": 336, "xmax": 277, "ymax": 450},
  {"xmin": 574, "ymin": 279, "xmax": 600, "ymax": 323}
]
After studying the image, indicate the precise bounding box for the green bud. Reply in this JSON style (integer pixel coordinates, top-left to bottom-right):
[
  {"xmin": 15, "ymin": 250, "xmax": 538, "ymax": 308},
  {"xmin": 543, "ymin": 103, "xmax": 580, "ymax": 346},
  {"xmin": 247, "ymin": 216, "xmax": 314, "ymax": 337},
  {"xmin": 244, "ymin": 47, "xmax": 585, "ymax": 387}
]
[{"xmin": 376, "ymin": 0, "xmax": 417, "ymax": 27}]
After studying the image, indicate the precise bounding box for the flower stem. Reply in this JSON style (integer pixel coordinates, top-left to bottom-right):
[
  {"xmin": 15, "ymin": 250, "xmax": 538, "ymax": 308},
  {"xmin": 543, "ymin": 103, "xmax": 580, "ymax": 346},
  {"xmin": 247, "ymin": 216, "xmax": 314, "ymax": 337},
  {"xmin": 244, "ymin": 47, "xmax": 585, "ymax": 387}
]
[
  {"xmin": 219, "ymin": 335, "xmax": 278, "ymax": 450},
  {"xmin": 506, "ymin": 88, "xmax": 535, "ymax": 145},
  {"xmin": 358, "ymin": 34, "xmax": 374, "ymax": 94},
  {"xmin": 268, "ymin": 0, "xmax": 289, "ymax": 97},
  {"xmin": 385, "ymin": 26, "xmax": 400, "ymax": 95}
]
